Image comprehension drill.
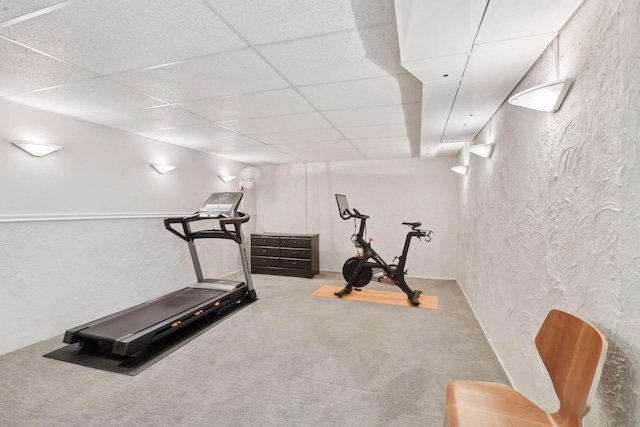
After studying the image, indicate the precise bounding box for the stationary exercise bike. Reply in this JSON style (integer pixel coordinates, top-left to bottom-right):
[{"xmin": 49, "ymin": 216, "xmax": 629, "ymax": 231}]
[{"xmin": 334, "ymin": 194, "xmax": 432, "ymax": 306}]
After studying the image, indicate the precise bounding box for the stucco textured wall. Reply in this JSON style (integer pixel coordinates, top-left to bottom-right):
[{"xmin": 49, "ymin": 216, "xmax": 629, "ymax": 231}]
[{"xmin": 458, "ymin": 0, "xmax": 639, "ymax": 425}]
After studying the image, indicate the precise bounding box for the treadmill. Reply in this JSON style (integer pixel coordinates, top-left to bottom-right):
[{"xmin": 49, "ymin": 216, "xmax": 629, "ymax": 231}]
[{"xmin": 63, "ymin": 192, "xmax": 256, "ymax": 357}]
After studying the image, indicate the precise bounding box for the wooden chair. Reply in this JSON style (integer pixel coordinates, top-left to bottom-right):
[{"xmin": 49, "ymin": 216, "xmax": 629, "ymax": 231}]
[{"xmin": 445, "ymin": 309, "xmax": 608, "ymax": 427}]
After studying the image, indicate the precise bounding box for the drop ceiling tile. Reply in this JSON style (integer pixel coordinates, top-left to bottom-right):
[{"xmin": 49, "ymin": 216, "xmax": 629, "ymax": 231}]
[
  {"xmin": 147, "ymin": 135, "xmax": 264, "ymax": 154},
  {"xmin": 208, "ymin": 0, "xmax": 393, "ymax": 44},
  {"xmin": 442, "ymin": 33, "xmax": 556, "ymax": 142},
  {"xmin": 0, "ymin": 0, "xmax": 247, "ymax": 74},
  {"xmin": 157, "ymin": 135, "xmax": 264, "ymax": 155},
  {"xmin": 0, "ymin": 1, "xmax": 67, "ymax": 24},
  {"xmin": 476, "ymin": 0, "xmax": 585, "ymax": 44},
  {"xmin": 401, "ymin": 54, "xmax": 468, "ymax": 83},
  {"xmin": 85, "ymin": 105, "xmax": 209, "ymax": 132},
  {"xmin": 110, "ymin": 49, "xmax": 289, "ymax": 103},
  {"xmin": 252, "ymin": 128, "xmax": 344, "ymax": 145},
  {"xmin": 339, "ymin": 123, "xmax": 409, "ymax": 139},
  {"xmin": 359, "ymin": 145, "xmax": 412, "ymax": 159},
  {"xmin": 141, "ymin": 138, "xmax": 209, "ymax": 153},
  {"xmin": 137, "ymin": 123, "xmax": 239, "ymax": 146},
  {"xmin": 323, "ymin": 103, "xmax": 420, "ymax": 128},
  {"xmin": 203, "ymin": 136, "xmax": 265, "ymax": 151},
  {"xmin": 295, "ymin": 148, "xmax": 365, "ymax": 162},
  {"xmin": 219, "ymin": 112, "xmax": 332, "ymax": 135},
  {"xmin": 209, "ymin": 145, "xmax": 300, "ymax": 164},
  {"xmin": 300, "ymin": 74, "xmax": 421, "ymax": 111},
  {"xmin": 0, "ymin": 37, "xmax": 97, "ymax": 97},
  {"xmin": 394, "ymin": 0, "xmax": 487, "ymax": 60},
  {"xmin": 272, "ymin": 140, "xmax": 351, "ymax": 154},
  {"xmin": 178, "ymin": 89, "xmax": 314, "ymax": 122},
  {"xmin": 420, "ymin": 79, "xmax": 460, "ymax": 143},
  {"xmin": 349, "ymin": 136, "xmax": 410, "ymax": 148},
  {"xmin": 6, "ymin": 77, "xmax": 163, "ymax": 117},
  {"xmin": 259, "ymin": 25, "xmax": 403, "ymax": 86},
  {"xmin": 436, "ymin": 142, "xmax": 466, "ymax": 156}
]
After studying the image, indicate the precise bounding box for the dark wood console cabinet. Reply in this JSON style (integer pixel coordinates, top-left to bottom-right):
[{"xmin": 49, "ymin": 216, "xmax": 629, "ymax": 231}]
[{"xmin": 250, "ymin": 233, "xmax": 319, "ymax": 278}]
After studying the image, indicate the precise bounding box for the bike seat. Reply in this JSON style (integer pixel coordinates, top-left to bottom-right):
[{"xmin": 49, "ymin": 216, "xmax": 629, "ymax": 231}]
[{"xmin": 402, "ymin": 222, "xmax": 422, "ymax": 229}]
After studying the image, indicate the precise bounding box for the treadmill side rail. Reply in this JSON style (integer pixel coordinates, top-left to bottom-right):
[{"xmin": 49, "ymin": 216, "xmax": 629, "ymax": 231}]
[{"xmin": 193, "ymin": 279, "xmax": 244, "ymax": 292}]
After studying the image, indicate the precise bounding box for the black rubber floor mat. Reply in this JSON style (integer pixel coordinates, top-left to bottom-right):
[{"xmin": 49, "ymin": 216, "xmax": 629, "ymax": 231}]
[{"xmin": 43, "ymin": 299, "xmax": 255, "ymax": 375}]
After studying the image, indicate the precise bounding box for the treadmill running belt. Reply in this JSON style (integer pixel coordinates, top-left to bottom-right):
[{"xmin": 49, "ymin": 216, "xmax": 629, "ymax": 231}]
[{"xmin": 78, "ymin": 287, "xmax": 226, "ymax": 341}]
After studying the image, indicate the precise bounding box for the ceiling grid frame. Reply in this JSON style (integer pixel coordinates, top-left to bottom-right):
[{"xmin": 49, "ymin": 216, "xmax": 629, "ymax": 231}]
[{"xmin": 0, "ymin": 0, "xmax": 587, "ymax": 164}]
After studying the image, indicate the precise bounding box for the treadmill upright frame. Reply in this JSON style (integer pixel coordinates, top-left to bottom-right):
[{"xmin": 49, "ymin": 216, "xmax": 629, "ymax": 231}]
[{"xmin": 63, "ymin": 192, "xmax": 256, "ymax": 357}]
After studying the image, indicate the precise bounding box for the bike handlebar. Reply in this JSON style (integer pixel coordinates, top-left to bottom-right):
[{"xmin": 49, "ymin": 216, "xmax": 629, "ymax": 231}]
[
  {"xmin": 420, "ymin": 230, "xmax": 433, "ymax": 242},
  {"xmin": 336, "ymin": 195, "xmax": 432, "ymax": 243},
  {"xmin": 351, "ymin": 208, "xmax": 369, "ymax": 220}
]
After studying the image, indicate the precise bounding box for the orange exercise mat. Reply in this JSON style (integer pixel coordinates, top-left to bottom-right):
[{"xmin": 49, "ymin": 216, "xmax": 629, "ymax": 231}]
[{"xmin": 312, "ymin": 285, "xmax": 438, "ymax": 309}]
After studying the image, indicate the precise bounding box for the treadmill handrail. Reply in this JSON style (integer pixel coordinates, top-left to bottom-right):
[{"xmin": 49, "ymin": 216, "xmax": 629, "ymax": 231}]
[{"xmin": 164, "ymin": 212, "xmax": 250, "ymax": 244}]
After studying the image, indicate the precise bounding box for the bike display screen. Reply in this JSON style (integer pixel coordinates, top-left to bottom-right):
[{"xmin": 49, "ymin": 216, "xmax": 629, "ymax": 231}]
[{"xmin": 335, "ymin": 194, "xmax": 351, "ymax": 219}]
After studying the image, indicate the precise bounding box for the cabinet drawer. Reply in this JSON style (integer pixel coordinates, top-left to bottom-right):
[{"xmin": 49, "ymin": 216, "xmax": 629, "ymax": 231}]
[
  {"xmin": 252, "ymin": 247, "xmax": 279, "ymax": 257},
  {"xmin": 280, "ymin": 237, "xmax": 311, "ymax": 248},
  {"xmin": 281, "ymin": 258, "xmax": 311, "ymax": 270},
  {"xmin": 280, "ymin": 248, "xmax": 311, "ymax": 259},
  {"xmin": 251, "ymin": 236, "xmax": 280, "ymax": 247},
  {"xmin": 251, "ymin": 256, "xmax": 280, "ymax": 267}
]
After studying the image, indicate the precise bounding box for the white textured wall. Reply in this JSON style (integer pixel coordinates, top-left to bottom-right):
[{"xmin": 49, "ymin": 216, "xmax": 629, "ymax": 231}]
[
  {"xmin": 256, "ymin": 158, "xmax": 458, "ymax": 279},
  {"xmin": 0, "ymin": 100, "xmax": 254, "ymax": 355},
  {"xmin": 458, "ymin": 0, "xmax": 640, "ymax": 425}
]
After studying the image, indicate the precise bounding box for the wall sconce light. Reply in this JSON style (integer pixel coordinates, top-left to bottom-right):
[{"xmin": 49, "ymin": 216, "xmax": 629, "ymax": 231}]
[
  {"xmin": 468, "ymin": 142, "xmax": 495, "ymax": 158},
  {"xmin": 508, "ymin": 78, "xmax": 573, "ymax": 112},
  {"xmin": 451, "ymin": 165, "xmax": 468, "ymax": 175},
  {"xmin": 219, "ymin": 175, "xmax": 236, "ymax": 183},
  {"xmin": 151, "ymin": 163, "xmax": 176, "ymax": 174},
  {"xmin": 13, "ymin": 141, "xmax": 62, "ymax": 157}
]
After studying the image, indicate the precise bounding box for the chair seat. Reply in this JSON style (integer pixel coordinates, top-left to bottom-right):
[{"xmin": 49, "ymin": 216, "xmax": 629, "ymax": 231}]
[{"xmin": 446, "ymin": 380, "xmax": 554, "ymax": 427}]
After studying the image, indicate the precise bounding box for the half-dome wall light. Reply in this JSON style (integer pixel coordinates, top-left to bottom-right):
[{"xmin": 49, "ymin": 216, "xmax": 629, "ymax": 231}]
[
  {"xmin": 468, "ymin": 142, "xmax": 495, "ymax": 158},
  {"xmin": 151, "ymin": 163, "xmax": 176, "ymax": 174},
  {"xmin": 508, "ymin": 78, "xmax": 573, "ymax": 112},
  {"xmin": 451, "ymin": 165, "xmax": 468, "ymax": 175},
  {"xmin": 13, "ymin": 141, "xmax": 62, "ymax": 157}
]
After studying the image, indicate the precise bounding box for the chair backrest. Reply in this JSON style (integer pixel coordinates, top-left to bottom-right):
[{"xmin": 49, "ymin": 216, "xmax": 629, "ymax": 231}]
[{"xmin": 535, "ymin": 309, "xmax": 608, "ymax": 423}]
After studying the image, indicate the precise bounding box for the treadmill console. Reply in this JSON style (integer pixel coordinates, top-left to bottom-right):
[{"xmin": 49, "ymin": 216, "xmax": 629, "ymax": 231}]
[{"xmin": 199, "ymin": 192, "xmax": 243, "ymax": 218}]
